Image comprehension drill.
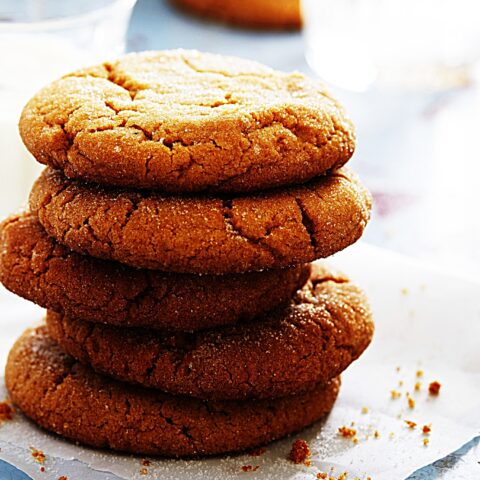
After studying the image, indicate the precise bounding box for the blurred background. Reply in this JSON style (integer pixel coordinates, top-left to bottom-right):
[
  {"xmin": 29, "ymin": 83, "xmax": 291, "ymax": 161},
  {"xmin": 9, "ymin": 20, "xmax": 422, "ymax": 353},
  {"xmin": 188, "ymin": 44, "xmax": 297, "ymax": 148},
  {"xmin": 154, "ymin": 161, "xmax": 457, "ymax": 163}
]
[{"xmin": 1, "ymin": 0, "xmax": 480, "ymax": 278}]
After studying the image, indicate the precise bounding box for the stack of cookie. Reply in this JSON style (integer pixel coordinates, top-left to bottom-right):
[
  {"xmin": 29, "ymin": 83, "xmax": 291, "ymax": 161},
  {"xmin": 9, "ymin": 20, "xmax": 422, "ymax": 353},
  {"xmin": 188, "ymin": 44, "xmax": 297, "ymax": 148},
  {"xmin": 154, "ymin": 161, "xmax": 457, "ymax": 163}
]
[{"xmin": 1, "ymin": 50, "xmax": 374, "ymax": 457}]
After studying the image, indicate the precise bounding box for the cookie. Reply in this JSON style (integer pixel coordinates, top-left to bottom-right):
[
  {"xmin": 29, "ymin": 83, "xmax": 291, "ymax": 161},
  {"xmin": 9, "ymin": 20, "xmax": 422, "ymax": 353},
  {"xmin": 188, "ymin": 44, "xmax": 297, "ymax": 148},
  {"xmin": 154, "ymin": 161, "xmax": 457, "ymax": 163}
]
[
  {"xmin": 6, "ymin": 326, "xmax": 340, "ymax": 457},
  {"xmin": 45, "ymin": 263, "xmax": 373, "ymax": 400},
  {"xmin": 30, "ymin": 167, "xmax": 371, "ymax": 275},
  {"xmin": 19, "ymin": 50, "xmax": 354, "ymax": 193},
  {"xmin": 0, "ymin": 213, "xmax": 308, "ymax": 331},
  {"xmin": 172, "ymin": 0, "xmax": 301, "ymax": 30}
]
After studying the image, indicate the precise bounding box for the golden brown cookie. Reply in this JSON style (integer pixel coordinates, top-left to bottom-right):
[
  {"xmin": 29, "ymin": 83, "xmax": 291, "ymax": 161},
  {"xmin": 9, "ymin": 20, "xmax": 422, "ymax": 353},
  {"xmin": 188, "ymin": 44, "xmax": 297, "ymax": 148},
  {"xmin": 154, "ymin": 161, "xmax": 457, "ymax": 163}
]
[
  {"xmin": 0, "ymin": 213, "xmax": 308, "ymax": 331},
  {"xmin": 45, "ymin": 263, "xmax": 373, "ymax": 400},
  {"xmin": 19, "ymin": 50, "xmax": 354, "ymax": 193},
  {"xmin": 6, "ymin": 326, "xmax": 340, "ymax": 457},
  {"xmin": 30, "ymin": 167, "xmax": 372, "ymax": 275},
  {"xmin": 172, "ymin": 0, "xmax": 301, "ymax": 30}
]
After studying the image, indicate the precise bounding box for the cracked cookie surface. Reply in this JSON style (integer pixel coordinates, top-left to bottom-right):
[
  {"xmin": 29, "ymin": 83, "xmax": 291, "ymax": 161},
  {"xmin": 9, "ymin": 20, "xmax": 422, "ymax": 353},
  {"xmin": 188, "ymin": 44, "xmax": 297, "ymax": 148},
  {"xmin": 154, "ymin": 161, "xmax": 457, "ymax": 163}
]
[
  {"xmin": 46, "ymin": 263, "xmax": 373, "ymax": 400},
  {"xmin": 30, "ymin": 167, "xmax": 372, "ymax": 274},
  {"xmin": 6, "ymin": 326, "xmax": 340, "ymax": 457},
  {"xmin": 172, "ymin": 0, "xmax": 301, "ymax": 29},
  {"xmin": 20, "ymin": 50, "xmax": 354, "ymax": 193},
  {"xmin": 0, "ymin": 213, "xmax": 308, "ymax": 331}
]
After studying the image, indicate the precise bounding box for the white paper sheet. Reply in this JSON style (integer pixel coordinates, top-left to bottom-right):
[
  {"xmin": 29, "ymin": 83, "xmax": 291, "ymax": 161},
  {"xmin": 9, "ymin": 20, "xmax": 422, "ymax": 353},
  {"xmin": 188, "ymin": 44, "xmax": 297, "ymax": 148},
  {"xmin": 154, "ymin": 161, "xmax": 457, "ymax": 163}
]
[{"xmin": 0, "ymin": 244, "xmax": 479, "ymax": 480}]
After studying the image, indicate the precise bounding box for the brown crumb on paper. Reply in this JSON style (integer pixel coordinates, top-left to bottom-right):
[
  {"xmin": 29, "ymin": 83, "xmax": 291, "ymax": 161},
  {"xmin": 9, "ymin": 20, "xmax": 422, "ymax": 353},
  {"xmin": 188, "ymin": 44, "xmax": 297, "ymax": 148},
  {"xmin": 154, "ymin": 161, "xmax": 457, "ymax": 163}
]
[
  {"xmin": 423, "ymin": 438, "xmax": 430, "ymax": 446},
  {"xmin": 416, "ymin": 370, "xmax": 423, "ymax": 378},
  {"xmin": 58, "ymin": 477, "xmax": 68, "ymax": 480},
  {"xmin": 141, "ymin": 459, "xmax": 151, "ymax": 466},
  {"xmin": 404, "ymin": 420, "xmax": 417, "ymax": 429},
  {"xmin": 317, "ymin": 473, "xmax": 328, "ymax": 479},
  {"xmin": 30, "ymin": 447, "xmax": 46, "ymax": 464},
  {"xmin": 422, "ymin": 424, "xmax": 432, "ymax": 435},
  {"xmin": 338, "ymin": 425, "xmax": 357, "ymax": 438},
  {"xmin": 241, "ymin": 465, "xmax": 259, "ymax": 472},
  {"xmin": 414, "ymin": 381, "xmax": 421, "ymax": 391},
  {"xmin": 407, "ymin": 394, "xmax": 415, "ymax": 409},
  {"xmin": 140, "ymin": 467, "xmax": 148, "ymax": 475},
  {"xmin": 428, "ymin": 381, "xmax": 441, "ymax": 395},
  {"xmin": 390, "ymin": 390, "xmax": 401, "ymax": 399},
  {"xmin": 288, "ymin": 439, "xmax": 311, "ymax": 465}
]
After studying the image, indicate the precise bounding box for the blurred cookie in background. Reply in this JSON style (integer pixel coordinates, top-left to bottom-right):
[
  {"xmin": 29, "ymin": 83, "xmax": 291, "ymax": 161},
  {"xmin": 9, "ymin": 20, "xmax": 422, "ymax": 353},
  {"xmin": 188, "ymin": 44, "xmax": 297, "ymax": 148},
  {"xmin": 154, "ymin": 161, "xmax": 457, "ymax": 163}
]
[{"xmin": 171, "ymin": 0, "xmax": 301, "ymax": 29}]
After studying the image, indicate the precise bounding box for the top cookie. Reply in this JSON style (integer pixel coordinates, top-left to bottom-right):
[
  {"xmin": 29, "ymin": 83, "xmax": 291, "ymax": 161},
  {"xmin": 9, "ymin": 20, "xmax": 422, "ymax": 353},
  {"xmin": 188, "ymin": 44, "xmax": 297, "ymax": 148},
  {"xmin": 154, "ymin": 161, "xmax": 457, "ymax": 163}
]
[{"xmin": 19, "ymin": 50, "xmax": 355, "ymax": 193}]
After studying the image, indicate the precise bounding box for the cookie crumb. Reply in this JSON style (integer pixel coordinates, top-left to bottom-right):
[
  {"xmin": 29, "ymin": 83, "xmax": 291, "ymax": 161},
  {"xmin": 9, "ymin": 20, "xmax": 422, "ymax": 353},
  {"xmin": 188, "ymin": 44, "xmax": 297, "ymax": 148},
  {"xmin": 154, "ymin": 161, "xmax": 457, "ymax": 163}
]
[
  {"xmin": 416, "ymin": 370, "xmax": 423, "ymax": 378},
  {"xmin": 241, "ymin": 465, "xmax": 259, "ymax": 472},
  {"xmin": 398, "ymin": 380, "xmax": 404, "ymax": 387},
  {"xmin": 58, "ymin": 477, "xmax": 68, "ymax": 480},
  {"xmin": 404, "ymin": 420, "xmax": 417, "ymax": 429},
  {"xmin": 374, "ymin": 430, "xmax": 380, "ymax": 439},
  {"xmin": 142, "ymin": 459, "xmax": 151, "ymax": 466},
  {"xmin": 40, "ymin": 467, "xmax": 45, "ymax": 473},
  {"xmin": 140, "ymin": 467, "xmax": 148, "ymax": 475},
  {"xmin": 0, "ymin": 401, "xmax": 14, "ymax": 422},
  {"xmin": 422, "ymin": 424, "xmax": 432, "ymax": 435},
  {"xmin": 338, "ymin": 425, "xmax": 357, "ymax": 439},
  {"xmin": 361, "ymin": 406, "xmax": 369, "ymax": 414},
  {"xmin": 288, "ymin": 439, "xmax": 311, "ymax": 465},
  {"xmin": 395, "ymin": 366, "xmax": 401, "ymax": 373},
  {"xmin": 414, "ymin": 381, "xmax": 421, "ymax": 391},
  {"xmin": 407, "ymin": 394, "xmax": 415, "ymax": 409},
  {"xmin": 248, "ymin": 447, "xmax": 266, "ymax": 457},
  {"xmin": 390, "ymin": 389, "xmax": 401, "ymax": 399},
  {"xmin": 428, "ymin": 381, "xmax": 441, "ymax": 395},
  {"xmin": 317, "ymin": 473, "xmax": 328, "ymax": 479},
  {"xmin": 30, "ymin": 447, "xmax": 46, "ymax": 464},
  {"xmin": 423, "ymin": 438, "xmax": 429, "ymax": 446}
]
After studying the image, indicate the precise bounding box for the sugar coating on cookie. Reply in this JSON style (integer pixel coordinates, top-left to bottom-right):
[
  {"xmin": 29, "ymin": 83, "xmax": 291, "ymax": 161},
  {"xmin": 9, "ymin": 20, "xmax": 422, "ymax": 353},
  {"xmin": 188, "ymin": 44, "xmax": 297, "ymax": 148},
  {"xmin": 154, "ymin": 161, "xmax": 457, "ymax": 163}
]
[
  {"xmin": 6, "ymin": 326, "xmax": 340, "ymax": 457},
  {"xmin": 30, "ymin": 167, "xmax": 372, "ymax": 274},
  {"xmin": 46, "ymin": 263, "xmax": 373, "ymax": 400},
  {"xmin": 172, "ymin": 0, "xmax": 301, "ymax": 30},
  {"xmin": 0, "ymin": 213, "xmax": 309, "ymax": 331},
  {"xmin": 20, "ymin": 50, "xmax": 354, "ymax": 193}
]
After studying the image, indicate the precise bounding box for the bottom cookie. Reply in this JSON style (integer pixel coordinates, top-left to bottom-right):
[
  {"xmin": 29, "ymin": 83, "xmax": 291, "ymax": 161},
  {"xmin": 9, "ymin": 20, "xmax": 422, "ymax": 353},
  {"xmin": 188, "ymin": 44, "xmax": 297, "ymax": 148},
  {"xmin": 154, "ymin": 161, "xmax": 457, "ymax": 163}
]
[{"xmin": 6, "ymin": 326, "xmax": 340, "ymax": 457}]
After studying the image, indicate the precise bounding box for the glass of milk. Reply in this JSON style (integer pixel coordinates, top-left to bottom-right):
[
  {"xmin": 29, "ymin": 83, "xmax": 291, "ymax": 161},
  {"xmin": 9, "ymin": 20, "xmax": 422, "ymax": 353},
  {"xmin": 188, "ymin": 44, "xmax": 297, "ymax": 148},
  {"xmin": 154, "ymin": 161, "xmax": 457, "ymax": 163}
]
[
  {"xmin": 0, "ymin": 0, "xmax": 137, "ymax": 218},
  {"xmin": 302, "ymin": 0, "xmax": 480, "ymax": 93}
]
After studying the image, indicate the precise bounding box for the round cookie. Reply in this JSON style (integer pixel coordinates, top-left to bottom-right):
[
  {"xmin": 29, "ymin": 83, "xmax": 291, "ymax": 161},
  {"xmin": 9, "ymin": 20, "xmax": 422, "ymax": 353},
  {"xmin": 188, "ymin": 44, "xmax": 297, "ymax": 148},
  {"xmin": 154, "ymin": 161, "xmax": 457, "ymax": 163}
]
[
  {"xmin": 172, "ymin": 0, "xmax": 301, "ymax": 30},
  {"xmin": 46, "ymin": 263, "xmax": 373, "ymax": 400},
  {"xmin": 0, "ymin": 213, "xmax": 308, "ymax": 331},
  {"xmin": 19, "ymin": 50, "xmax": 354, "ymax": 193},
  {"xmin": 30, "ymin": 167, "xmax": 372, "ymax": 275},
  {"xmin": 6, "ymin": 326, "xmax": 340, "ymax": 457}
]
